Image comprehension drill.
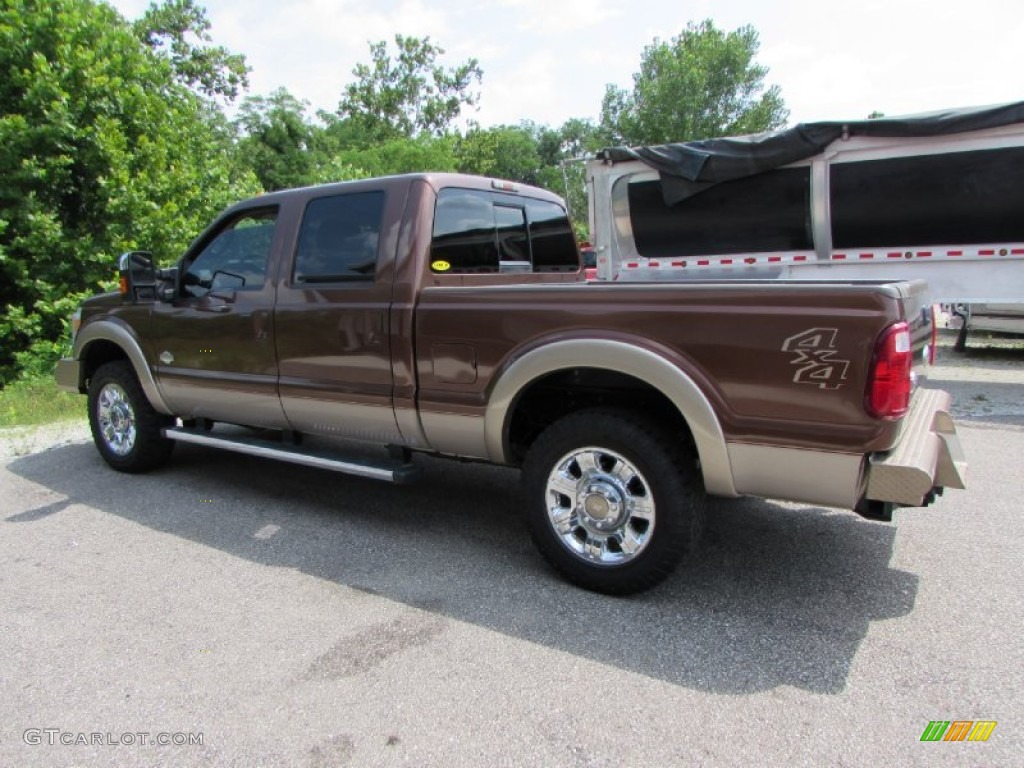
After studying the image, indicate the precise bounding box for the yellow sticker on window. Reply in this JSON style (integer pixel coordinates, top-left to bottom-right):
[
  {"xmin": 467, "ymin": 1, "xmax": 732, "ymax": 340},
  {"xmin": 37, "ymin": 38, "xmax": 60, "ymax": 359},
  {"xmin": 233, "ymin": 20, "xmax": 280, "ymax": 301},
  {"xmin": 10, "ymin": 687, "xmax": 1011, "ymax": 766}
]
[{"xmin": 431, "ymin": 260, "xmax": 451, "ymax": 272}]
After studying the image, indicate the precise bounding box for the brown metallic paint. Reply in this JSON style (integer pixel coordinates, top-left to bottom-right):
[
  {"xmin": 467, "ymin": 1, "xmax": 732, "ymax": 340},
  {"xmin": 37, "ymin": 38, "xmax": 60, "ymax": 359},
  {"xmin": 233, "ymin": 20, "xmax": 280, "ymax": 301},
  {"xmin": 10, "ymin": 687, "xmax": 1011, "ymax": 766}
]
[{"xmin": 414, "ymin": 280, "xmax": 908, "ymax": 455}]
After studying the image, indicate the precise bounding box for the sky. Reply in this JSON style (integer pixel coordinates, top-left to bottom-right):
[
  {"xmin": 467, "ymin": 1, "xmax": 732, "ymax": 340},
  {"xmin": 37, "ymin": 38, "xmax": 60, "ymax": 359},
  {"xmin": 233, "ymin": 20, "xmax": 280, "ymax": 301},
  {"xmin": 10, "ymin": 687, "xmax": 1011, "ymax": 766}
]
[{"xmin": 107, "ymin": 0, "xmax": 1023, "ymax": 131}]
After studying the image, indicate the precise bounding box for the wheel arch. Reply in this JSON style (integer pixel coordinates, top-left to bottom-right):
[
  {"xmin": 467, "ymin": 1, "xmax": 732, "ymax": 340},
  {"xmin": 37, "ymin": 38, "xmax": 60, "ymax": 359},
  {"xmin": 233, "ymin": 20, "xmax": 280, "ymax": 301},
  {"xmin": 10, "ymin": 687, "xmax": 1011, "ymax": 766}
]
[
  {"xmin": 484, "ymin": 338, "xmax": 737, "ymax": 497},
  {"xmin": 76, "ymin": 320, "xmax": 173, "ymax": 415}
]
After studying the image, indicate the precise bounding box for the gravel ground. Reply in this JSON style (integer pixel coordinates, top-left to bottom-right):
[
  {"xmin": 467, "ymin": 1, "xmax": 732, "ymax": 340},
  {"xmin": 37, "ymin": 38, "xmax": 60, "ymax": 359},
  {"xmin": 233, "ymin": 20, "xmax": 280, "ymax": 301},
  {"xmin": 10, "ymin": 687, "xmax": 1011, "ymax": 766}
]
[
  {"xmin": 926, "ymin": 330, "xmax": 1024, "ymax": 423},
  {"xmin": 0, "ymin": 419, "xmax": 90, "ymax": 460}
]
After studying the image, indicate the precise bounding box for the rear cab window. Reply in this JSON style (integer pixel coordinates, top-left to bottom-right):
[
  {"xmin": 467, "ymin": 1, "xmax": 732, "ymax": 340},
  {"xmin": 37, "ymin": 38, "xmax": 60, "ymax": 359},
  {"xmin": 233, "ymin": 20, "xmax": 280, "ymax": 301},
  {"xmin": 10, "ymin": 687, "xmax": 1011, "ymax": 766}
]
[{"xmin": 430, "ymin": 188, "xmax": 578, "ymax": 275}]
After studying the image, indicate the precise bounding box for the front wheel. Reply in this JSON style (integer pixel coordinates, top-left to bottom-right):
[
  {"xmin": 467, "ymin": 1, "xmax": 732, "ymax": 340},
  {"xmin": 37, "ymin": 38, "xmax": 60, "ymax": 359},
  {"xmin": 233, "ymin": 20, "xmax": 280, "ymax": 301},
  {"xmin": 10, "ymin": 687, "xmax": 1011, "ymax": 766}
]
[
  {"xmin": 88, "ymin": 360, "xmax": 174, "ymax": 473},
  {"xmin": 522, "ymin": 409, "xmax": 706, "ymax": 595}
]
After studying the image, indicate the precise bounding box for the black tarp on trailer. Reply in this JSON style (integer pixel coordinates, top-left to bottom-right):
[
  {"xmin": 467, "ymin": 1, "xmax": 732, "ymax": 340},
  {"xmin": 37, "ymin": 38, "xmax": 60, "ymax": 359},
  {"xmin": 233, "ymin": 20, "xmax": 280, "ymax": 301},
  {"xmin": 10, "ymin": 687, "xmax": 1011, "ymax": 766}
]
[{"xmin": 599, "ymin": 102, "xmax": 1024, "ymax": 205}]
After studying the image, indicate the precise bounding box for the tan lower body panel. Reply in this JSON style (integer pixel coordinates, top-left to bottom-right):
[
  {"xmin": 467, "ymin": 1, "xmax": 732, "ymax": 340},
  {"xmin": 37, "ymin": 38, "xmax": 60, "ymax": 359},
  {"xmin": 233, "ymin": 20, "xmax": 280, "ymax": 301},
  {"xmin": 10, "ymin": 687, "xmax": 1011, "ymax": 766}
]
[
  {"xmin": 727, "ymin": 443, "xmax": 865, "ymax": 509},
  {"xmin": 866, "ymin": 387, "xmax": 967, "ymax": 505}
]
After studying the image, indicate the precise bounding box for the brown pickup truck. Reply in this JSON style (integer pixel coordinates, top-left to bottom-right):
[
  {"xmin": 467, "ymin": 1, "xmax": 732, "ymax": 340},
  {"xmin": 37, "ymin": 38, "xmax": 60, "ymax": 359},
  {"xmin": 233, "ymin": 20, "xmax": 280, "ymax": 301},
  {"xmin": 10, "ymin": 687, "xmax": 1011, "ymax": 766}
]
[{"xmin": 55, "ymin": 173, "xmax": 966, "ymax": 594}]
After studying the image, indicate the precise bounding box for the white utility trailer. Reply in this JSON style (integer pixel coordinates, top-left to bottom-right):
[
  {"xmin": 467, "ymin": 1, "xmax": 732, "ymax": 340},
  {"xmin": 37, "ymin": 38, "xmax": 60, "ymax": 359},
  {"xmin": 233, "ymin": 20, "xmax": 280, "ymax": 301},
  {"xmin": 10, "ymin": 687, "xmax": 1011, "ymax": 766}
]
[{"xmin": 587, "ymin": 102, "xmax": 1024, "ymax": 310}]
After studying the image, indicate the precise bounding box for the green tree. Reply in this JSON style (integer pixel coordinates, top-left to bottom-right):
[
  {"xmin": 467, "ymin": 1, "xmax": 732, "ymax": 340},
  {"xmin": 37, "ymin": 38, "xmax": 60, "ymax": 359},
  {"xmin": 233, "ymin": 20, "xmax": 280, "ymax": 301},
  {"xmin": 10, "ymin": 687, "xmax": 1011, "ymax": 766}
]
[
  {"xmin": 455, "ymin": 124, "xmax": 544, "ymax": 184},
  {"xmin": 600, "ymin": 20, "xmax": 788, "ymax": 146},
  {"xmin": 0, "ymin": 0, "xmax": 259, "ymax": 383},
  {"xmin": 236, "ymin": 88, "xmax": 319, "ymax": 191},
  {"xmin": 338, "ymin": 34, "xmax": 482, "ymax": 143},
  {"xmin": 333, "ymin": 134, "xmax": 458, "ymax": 178},
  {"xmin": 132, "ymin": 0, "xmax": 249, "ymax": 102}
]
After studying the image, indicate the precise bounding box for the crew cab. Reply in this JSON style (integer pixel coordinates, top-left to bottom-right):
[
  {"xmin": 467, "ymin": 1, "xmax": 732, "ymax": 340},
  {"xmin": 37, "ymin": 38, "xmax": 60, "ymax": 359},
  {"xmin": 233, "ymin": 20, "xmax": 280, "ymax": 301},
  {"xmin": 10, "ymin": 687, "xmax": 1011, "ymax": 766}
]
[{"xmin": 56, "ymin": 173, "xmax": 966, "ymax": 594}]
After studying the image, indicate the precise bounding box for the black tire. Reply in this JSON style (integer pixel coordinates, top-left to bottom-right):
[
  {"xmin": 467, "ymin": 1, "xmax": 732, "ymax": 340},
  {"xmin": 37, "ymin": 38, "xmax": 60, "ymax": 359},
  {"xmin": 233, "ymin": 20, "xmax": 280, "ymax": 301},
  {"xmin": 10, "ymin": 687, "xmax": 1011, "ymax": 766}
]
[
  {"xmin": 522, "ymin": 408, "xmax": 706, "ymax": 595},
  {"xmin": 88, "ymin": 360, "xmax": 174, "ymax": 473}
]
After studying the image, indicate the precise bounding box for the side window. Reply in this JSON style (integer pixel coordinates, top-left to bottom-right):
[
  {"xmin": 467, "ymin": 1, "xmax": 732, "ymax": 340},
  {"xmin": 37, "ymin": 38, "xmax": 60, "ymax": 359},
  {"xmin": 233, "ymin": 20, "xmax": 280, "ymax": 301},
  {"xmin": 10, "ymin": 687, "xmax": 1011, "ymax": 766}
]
[
  {"xmin": 830, "ymin": 148, "xmax": 1024, "ymax": 248},
  {"xmin": 526, "ymin": 198, "xmax": 578, "ymax": 271},
  {"xmin": 431, "ymin": 190, "xmax": 500, "ymax": 272},
  {"xmin": 293, "ymin": 191, "xmax": 386, "ymax": 283},
  {"xmin": 431, "ymin": 188, "xmax": 578, "ymax": 273},
  {"xmin": 626, "ymin": 168, "xmax": 812, "ymax": 258},
  {"xmin": 495, "ymin": 204, "xmax": 529, "ymax": 264},
  {"xmin": 183, "ymin": 208, "xmax": 277, "ymax": 298}
]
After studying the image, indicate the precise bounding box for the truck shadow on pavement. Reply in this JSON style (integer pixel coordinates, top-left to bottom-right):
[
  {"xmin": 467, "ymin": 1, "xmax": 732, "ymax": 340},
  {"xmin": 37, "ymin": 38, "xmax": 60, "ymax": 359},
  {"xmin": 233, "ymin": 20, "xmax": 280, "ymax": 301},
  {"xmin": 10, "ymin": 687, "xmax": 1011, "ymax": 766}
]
[{"xmin": 8, "ymin": 439, "xmax": 919, "ymax": 696}]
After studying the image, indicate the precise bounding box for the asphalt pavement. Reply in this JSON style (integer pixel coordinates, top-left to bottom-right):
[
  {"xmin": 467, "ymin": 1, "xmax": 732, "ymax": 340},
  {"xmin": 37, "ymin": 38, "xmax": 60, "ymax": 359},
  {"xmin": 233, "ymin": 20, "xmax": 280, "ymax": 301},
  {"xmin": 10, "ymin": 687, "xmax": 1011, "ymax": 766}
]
[{"xmin": 1, "ymin": 360, "xmax": 1022, "ymax": 766}]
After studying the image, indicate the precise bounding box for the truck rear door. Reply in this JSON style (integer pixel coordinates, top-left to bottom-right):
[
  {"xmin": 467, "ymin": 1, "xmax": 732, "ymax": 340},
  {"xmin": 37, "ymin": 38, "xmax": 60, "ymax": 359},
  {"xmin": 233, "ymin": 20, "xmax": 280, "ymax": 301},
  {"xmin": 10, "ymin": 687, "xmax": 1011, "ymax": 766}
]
[{"xmin": 273, "ymin": 186, "xmax": 405, "ymax": 443}]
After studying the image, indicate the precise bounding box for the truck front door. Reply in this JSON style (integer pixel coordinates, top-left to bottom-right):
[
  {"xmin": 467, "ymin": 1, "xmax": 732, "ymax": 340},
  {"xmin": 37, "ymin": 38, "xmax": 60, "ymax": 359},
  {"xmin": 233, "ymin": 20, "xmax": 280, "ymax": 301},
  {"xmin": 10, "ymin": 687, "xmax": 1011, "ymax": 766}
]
[{"xmin": 150, "ymin": 206, "xmax": 287, "ymax": 428}]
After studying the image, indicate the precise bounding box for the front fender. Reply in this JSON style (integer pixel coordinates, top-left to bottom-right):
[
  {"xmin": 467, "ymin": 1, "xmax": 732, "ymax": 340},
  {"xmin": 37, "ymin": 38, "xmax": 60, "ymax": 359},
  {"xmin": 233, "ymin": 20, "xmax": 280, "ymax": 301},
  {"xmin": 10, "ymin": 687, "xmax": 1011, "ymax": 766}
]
[
  {"xmin": 74, "ymin": 319, "xmax": 173, "ymax": 416},
  {"xmin": 483, "ymin": 338, "xmax": 738, "ymax": 498}
]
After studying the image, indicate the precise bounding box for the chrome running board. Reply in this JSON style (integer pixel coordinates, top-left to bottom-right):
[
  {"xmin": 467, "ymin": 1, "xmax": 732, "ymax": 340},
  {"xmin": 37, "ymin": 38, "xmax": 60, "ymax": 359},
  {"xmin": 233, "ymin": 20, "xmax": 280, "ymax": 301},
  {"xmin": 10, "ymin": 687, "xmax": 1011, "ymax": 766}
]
[{"xmin": 163, "ymin": 427, "xmax": 418, "ymax": 484}]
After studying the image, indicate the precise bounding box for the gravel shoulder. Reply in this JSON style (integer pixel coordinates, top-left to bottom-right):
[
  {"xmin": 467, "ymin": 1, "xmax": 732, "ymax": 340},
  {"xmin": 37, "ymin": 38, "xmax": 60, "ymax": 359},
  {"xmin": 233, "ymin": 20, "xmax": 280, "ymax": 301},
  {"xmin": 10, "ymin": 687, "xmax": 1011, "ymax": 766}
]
[
  {"xmin": 926, "ymin": 330, "xmax": 1024, "ymax": 424},
  {"xmin": 0, "ymin": 419, "xmax": 90, "ymax": 460}
]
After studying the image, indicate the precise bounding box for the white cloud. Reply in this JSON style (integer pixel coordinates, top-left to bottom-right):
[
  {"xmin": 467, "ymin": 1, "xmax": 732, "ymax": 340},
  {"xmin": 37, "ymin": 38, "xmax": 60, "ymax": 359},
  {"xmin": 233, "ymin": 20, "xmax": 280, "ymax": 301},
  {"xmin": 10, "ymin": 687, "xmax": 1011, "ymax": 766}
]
[{"xmin": 493, "ymin": 0, "xmax": 621, "ymax": 34}]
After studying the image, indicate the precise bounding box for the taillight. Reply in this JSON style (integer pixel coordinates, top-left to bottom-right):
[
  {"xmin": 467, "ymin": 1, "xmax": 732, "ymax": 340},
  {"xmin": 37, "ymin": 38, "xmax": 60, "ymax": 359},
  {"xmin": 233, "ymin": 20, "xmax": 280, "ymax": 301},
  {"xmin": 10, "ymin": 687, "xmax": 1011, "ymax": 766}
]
[{"xmin": 866, "ymin": 321, "xmax": 912, "ymax": 419}]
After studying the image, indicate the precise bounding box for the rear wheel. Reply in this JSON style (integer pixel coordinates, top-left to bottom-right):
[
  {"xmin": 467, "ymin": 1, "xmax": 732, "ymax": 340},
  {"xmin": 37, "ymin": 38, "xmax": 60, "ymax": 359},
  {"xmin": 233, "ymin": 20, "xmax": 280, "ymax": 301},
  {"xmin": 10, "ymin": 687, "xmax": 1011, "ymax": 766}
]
[
  {"xmin": 88, "ymin": 360, "xmax": 174, "ymax": 472},
  {"xmin": 522, "ymin": 409, "xmax": 705, "ymax": 595}
]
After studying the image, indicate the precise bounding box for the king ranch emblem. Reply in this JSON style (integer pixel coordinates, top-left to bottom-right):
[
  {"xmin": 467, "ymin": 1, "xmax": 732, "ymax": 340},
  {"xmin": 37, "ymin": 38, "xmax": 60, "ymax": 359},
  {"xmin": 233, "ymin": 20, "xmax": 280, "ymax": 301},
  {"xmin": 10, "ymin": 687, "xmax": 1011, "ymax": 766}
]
[{"xmin": 782, "ymin": 328, "xmax": 851, "ymax": 390}]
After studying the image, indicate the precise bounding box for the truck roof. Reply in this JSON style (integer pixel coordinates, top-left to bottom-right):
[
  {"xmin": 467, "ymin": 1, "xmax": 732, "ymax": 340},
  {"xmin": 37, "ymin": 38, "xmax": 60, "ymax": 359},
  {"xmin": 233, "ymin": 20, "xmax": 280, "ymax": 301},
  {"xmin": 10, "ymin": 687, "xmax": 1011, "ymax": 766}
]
[{"xmin": 226, "ymin": 173, "xmax": 567, "ymax": 212}]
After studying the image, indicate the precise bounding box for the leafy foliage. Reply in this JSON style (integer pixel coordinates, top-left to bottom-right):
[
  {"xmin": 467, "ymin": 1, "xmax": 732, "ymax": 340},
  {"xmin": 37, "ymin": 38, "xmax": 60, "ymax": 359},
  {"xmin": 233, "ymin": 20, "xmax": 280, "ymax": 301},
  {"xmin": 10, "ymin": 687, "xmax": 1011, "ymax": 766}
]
[
  {"xmin": 601, "ymin": 20, "xmax": 788, "ymax": 146},
  {"xmin": 338, "ymin": 34, "xmax": 482, "ymax": 143},
  {"xmin": 132, "ymin": 0, "xmax": 249, "ymax": 101},
  {"xmin": 0, "ymin": 0, "xmax": 258, "ymax": 384},
  {"xmin": 235, "ymin": 89, "xmax": 321, "ymax": 191}
]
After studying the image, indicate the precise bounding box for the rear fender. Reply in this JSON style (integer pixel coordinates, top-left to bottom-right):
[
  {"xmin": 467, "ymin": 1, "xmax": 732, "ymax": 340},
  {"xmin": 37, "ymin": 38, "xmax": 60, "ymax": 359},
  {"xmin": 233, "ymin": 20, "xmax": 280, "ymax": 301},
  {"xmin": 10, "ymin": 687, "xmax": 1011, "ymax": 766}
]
[{"xmin": 484, "ymin": 338, "xmax": 737, "ymax": 497}]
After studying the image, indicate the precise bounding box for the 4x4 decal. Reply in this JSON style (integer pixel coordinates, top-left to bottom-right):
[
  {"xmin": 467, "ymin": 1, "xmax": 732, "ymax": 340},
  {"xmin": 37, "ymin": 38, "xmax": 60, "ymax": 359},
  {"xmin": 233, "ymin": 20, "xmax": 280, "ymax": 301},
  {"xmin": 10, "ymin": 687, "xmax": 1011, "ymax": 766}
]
[{"xmin": 782, "ymin": 328, "xmax": 850, "ymax": 389}]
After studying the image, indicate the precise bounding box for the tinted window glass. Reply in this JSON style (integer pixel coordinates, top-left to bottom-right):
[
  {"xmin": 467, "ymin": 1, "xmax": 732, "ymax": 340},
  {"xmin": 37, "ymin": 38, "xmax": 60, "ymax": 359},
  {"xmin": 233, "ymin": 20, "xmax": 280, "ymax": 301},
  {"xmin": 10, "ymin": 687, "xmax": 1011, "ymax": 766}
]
[
  {"xmin": 628, "ymin": 168, "xmax": 812, "ymax": 257},
  {"xmin": 431, "ymin": 188, "xmax": 577, "ymax": 273},
  {"xmin": 527, "ymin": 198, "xmax": 578, "ymax": 271},
  {"xmin": 830, "ymin": 148, "xmax": 1024, "ymax": 248},
  {"xmin": 294, "ymin": 192, "xmax": 385, "ymax": 283},
  {"xmin": 432, "ymin": 189, "xmax": 499, "ymax": 272},
  {"xmin": 184, "ymin": 208, "xmax": 277, "ymax": 298},
  {"xmin": 495, "ymin": 204, "xmax": 529, "ymax": 262}
]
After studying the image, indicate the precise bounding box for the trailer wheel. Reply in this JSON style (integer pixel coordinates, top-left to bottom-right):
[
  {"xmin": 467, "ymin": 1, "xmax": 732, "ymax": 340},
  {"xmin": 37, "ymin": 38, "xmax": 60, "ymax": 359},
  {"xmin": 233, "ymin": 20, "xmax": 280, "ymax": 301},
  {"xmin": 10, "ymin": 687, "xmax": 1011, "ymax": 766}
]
[
  {"xmin": 88, "ymin": 360, "xmax": 174, "ymax": 473},
  {"xmin": 522, "ymin": 409, "xmax": 705, "ymax": 595}
]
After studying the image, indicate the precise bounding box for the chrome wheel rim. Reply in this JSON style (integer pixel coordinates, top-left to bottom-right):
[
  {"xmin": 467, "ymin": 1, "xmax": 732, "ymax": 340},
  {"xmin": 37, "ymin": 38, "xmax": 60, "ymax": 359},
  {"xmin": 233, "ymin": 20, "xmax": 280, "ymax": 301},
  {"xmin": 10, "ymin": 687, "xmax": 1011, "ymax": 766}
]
[
  {"xmin": 544, "ymin": 447, "xmax": 655, "ymax": 565},
  {"xmin": 97, "ymin": 383, "xmax": 137, "ymax": 457}
]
